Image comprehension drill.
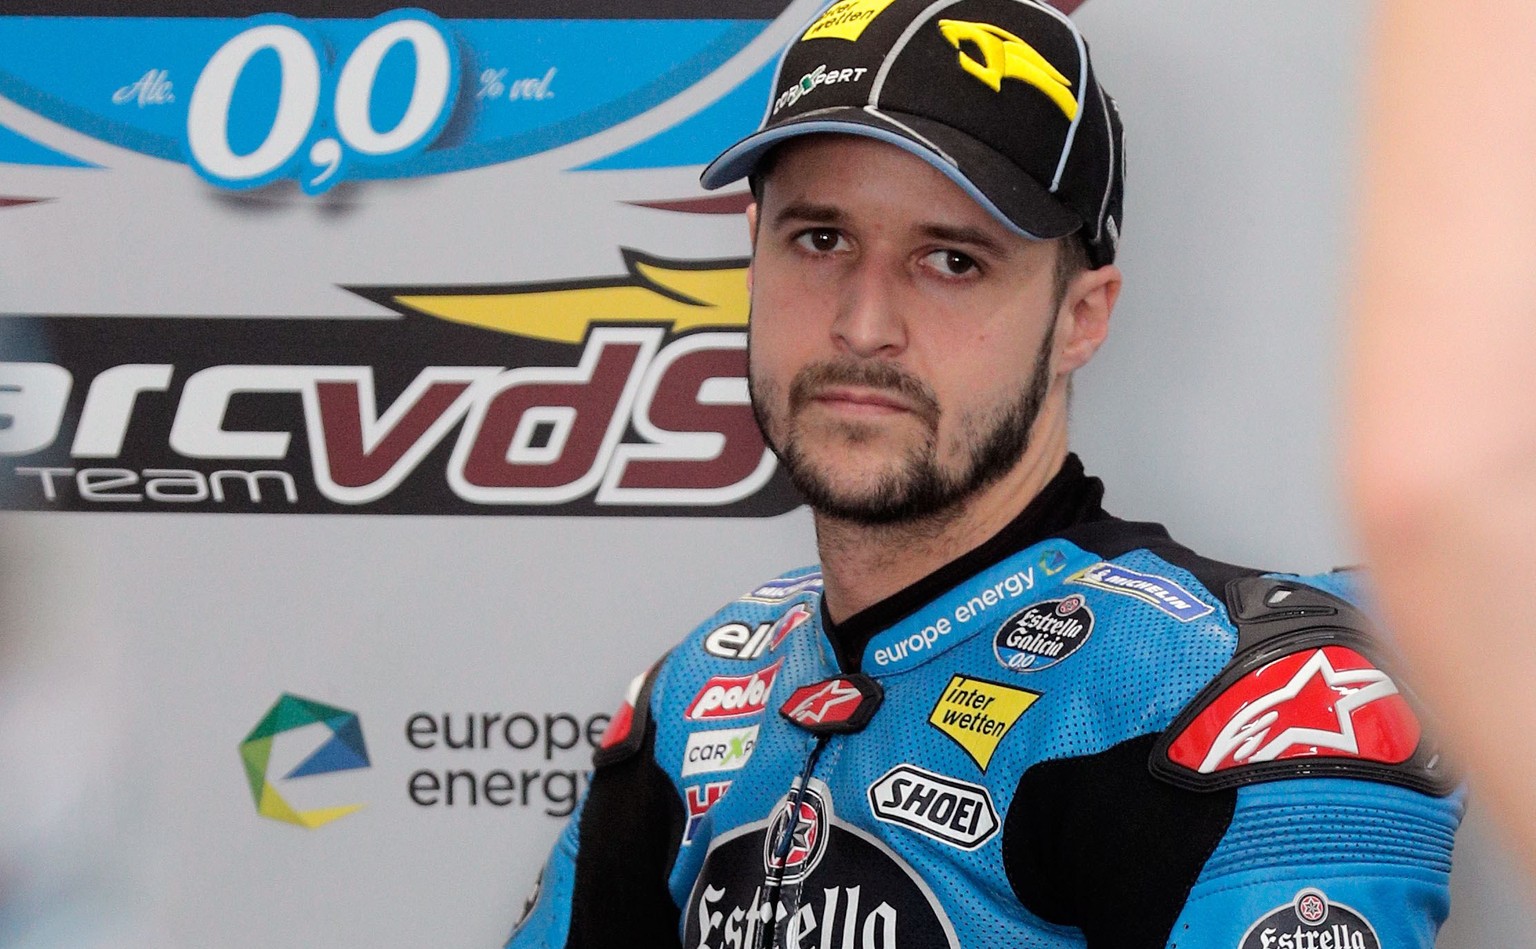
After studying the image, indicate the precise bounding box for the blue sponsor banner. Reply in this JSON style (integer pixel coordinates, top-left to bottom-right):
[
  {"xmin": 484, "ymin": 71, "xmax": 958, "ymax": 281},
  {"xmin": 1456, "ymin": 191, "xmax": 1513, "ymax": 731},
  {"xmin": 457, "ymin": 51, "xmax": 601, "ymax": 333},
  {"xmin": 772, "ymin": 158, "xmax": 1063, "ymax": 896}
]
[{"xmin": 0, "ymin": 12, "xmax": 775, "ymax": 190}]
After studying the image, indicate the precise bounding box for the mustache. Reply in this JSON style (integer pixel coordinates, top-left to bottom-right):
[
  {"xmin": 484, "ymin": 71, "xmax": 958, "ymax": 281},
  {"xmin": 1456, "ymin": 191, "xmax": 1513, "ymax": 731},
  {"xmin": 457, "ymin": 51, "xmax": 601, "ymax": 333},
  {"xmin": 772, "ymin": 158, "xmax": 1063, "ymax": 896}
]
[{"xmin": 788, "ymin": 360, "xmax": 941, "ymax": 428}]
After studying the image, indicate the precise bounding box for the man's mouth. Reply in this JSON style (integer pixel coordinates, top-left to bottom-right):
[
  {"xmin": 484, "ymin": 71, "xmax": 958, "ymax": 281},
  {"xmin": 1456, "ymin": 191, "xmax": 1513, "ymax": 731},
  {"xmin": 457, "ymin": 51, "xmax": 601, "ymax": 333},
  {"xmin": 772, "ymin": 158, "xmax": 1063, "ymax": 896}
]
[
  {"xmin": 787, "ymin": 362, "xmax": 941, "ymax": 429},
  {"xmin": 810, "ymin": 385, "xmax": 917, "ymax": 415}
]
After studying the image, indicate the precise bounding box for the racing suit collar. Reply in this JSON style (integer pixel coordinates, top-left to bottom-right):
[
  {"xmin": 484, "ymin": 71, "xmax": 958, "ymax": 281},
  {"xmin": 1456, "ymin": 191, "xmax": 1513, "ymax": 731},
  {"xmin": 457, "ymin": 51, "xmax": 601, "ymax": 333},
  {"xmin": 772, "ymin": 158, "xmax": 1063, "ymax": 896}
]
[{"xmin": 822, "ymin": 453, "xmax": 1110, "ymax": 674}]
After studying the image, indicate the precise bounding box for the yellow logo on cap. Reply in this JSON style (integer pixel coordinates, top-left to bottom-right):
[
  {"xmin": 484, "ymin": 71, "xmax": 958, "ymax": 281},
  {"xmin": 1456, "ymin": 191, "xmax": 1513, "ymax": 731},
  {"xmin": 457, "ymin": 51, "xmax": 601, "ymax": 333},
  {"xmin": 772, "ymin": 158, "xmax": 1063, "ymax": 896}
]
[
  {"xmin": 937, "ymin": 19, "xmax": 1077, "ymax": 120},
  {"xmin": 928, "ymin": 674, "xmax": 1040, "ymax": 771},
  {"xmin": 802, "ymin": 0, "xmax": 898, "ymax": 42}
]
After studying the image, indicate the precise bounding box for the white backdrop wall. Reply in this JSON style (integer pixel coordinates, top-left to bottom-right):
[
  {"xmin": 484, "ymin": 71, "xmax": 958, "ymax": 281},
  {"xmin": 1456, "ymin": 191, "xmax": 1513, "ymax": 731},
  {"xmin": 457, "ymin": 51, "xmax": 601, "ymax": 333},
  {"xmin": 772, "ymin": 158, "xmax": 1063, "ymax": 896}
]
[{"xmin": 0, "ymin": 1, "xmax": 1530, "ymax": 947}]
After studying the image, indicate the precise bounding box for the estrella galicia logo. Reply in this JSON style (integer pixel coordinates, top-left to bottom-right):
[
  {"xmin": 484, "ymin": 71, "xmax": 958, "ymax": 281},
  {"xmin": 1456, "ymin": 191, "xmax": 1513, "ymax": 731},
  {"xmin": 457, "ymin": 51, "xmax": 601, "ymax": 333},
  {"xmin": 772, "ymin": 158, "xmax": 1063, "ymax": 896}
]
[
  {"xmin": 1239, "ymin": 888, "xmax": 1381, "ymax": 949},
  {"xmin": 993, "ymin": 594, "xmax": 1094, "ymax": 672},
  {"xmin": 685, "ymin": 776, "xmax": 961, "ymax": 949},
  {"xmin": 239, "ymin": 693, "xmax": 370, "ymax": 829}
]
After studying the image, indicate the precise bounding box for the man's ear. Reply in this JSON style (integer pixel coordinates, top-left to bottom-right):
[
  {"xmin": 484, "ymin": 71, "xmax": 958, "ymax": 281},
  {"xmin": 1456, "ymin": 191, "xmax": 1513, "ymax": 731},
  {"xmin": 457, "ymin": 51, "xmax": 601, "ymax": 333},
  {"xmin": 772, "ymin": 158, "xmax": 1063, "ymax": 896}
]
[{"xmin": 1054, "ymin": 264, "xmax": 1121, "ymax": 374}]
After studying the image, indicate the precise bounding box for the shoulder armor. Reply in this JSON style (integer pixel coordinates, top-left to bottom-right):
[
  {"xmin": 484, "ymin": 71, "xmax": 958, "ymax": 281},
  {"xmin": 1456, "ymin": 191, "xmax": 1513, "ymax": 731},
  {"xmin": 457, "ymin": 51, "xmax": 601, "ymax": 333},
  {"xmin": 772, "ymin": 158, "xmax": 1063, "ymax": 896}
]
[
  {"xmin": 591, "ymin": 654, "xmax": 667, "ymax": 768},
  {"xmin": 1150, "ymin": 575, "xmax": 1456, "ymax": 796}
]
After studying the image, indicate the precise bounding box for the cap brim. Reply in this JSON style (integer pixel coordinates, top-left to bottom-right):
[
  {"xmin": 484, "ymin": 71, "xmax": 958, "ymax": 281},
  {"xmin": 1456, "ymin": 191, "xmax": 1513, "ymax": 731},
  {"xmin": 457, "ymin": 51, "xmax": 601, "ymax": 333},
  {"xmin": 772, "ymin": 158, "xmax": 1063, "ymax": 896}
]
[{"xmin": 699, "ymin": 106, "xmax": 1082, "ymax": 242}]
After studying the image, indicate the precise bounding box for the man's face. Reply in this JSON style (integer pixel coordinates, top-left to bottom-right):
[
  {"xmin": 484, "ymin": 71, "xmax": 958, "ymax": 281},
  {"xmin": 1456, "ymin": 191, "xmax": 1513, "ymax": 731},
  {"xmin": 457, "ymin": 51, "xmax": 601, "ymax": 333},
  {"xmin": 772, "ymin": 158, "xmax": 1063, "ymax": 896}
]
[{"xmin": 747, "ymin": 135, "xmax": 1067, "ymax": 525}]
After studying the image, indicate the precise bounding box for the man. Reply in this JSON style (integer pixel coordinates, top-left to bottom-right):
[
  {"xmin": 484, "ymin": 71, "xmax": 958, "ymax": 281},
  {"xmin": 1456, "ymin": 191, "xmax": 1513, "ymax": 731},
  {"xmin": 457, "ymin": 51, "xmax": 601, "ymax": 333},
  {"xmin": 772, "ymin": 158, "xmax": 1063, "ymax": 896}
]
[{"xmin": 511, "ymin": 1, "xmax": 1462, "ymax": 946}]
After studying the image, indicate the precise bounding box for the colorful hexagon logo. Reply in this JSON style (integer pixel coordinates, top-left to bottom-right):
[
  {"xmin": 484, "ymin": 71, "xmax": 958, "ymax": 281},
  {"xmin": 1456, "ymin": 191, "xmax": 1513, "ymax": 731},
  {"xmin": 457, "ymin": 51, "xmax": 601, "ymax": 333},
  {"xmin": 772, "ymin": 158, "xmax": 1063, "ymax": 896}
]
[{"xmin": 240, "ymin": 693, "xmax": 370, "ymax": 829}]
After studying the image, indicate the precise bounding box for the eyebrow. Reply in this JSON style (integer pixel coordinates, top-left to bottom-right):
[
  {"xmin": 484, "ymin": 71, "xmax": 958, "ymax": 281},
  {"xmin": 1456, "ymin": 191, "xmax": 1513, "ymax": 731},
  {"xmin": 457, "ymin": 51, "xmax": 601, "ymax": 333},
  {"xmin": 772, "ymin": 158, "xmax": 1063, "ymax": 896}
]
[
  {"xmin": 769, "ymin": 201, "xmax": 1013, "ymax": 258},
  {"xmin": 770, "ymin": 201, "xmax": 844, "ymax": 229},
  {"xmin": 917, "ymin": 222, "xmax": 1011, "ymax": 259}
]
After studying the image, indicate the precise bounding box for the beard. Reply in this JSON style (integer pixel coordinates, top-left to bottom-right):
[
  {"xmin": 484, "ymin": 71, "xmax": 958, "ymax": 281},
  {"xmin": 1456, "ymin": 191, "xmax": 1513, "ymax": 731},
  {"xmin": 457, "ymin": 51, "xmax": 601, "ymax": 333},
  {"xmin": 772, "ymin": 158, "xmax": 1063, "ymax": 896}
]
[{"xmin": 750, "ymin": 333, "xmax": 1053, "ymax": 526}]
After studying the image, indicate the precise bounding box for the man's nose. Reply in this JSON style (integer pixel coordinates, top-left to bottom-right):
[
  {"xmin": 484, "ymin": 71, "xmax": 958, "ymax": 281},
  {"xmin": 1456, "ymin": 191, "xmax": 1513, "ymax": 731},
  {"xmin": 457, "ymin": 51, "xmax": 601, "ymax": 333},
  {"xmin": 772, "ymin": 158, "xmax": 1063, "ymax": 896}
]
[{"xmin": 830, "ymin": 258, "xmax": 907, "ymax": 358}]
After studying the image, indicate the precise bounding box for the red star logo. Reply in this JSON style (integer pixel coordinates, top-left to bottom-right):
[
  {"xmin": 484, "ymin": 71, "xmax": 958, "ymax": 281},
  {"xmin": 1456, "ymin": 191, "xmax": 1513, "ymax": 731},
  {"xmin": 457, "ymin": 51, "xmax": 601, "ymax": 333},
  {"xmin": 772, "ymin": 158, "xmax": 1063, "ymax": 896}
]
[
  {"xmin": 1168, "ymin": 646, "xmax": 1421, "ymax": 773},
  {"xmin": 783, "ymin": 679, "xmax": 863, "ymax": 726}
]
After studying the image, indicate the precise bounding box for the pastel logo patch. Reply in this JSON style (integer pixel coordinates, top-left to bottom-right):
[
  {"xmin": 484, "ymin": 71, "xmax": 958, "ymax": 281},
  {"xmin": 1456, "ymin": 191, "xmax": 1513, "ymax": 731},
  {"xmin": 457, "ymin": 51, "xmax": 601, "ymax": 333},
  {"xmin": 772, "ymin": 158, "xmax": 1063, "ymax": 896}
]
[{"xmin": 685, "ymin": 659, "xmax": 783, "ymax": 721}]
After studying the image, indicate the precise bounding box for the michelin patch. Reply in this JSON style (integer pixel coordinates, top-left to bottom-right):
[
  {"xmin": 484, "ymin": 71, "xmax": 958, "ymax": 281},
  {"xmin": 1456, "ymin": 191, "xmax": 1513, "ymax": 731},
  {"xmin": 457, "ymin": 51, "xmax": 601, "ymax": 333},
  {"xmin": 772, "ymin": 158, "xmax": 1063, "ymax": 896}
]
[{"xmin": 1067, "ymin": 561, "xmax": 1213, "ymax": 622}]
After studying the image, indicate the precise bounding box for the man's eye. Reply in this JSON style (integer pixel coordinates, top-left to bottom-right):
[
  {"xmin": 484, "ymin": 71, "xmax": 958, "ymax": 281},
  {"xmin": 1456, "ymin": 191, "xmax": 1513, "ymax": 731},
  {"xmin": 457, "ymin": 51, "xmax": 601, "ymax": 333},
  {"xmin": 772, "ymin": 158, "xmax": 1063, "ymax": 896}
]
[
  {"xmin": 923, "ymin": 249, "xmax": 979, "ymax": 277},
  {"xmin": 795, "ymin": 228, "xmax": 845, "ymax": 253}
]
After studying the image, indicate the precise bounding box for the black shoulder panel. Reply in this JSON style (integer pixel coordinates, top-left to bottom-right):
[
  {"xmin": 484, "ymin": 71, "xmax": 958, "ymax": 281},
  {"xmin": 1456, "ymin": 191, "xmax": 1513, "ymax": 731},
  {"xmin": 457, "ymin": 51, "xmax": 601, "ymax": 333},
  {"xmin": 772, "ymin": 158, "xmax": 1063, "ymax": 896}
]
[
  {"xmin": 1149, "ymin": 576, "xmax": 1457, "ymax": 796},
  {"xmin": 592, "ymin": 657, "xmax": 665, "ymax": 768},
  {"xmin": 1005, "ymin": 734, "xmax": 1237, "ymax": 947},
  {"xmin": 569, "ymin": 712, "xmax": 686, "ymax": 949},
  {"xmin": 1059, "ymin": 517, "xmax": 1260, "ymax": 599}
]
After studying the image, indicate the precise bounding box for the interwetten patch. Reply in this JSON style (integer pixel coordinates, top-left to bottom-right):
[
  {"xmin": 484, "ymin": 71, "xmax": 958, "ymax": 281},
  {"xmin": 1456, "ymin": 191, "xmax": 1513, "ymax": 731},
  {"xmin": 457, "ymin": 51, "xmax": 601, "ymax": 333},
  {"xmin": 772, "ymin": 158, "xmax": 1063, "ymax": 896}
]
[
  {"xmin": 801, "ymin": 0, "xmax": 898, "ymax": 42},
  {"xmin": 927, "ymin": 674, "xmax": 1039, "ymax": 771}
]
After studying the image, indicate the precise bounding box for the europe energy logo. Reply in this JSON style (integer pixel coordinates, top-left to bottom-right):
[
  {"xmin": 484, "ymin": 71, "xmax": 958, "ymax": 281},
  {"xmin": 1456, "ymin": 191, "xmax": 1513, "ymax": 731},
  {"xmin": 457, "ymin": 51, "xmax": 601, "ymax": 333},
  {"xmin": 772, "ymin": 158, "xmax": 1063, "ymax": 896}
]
[{"xmin": 240, "ymin": 693, "xmax": 371, "ymax": 829}]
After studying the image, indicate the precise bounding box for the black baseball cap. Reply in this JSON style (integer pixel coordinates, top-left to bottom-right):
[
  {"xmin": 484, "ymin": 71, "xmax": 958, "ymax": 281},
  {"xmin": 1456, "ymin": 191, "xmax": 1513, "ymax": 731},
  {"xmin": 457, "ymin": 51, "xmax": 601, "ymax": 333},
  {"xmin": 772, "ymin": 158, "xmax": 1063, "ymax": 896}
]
[{"xmin": 701, "ymin": 0, "xmax": 1125, "ymax": 266}]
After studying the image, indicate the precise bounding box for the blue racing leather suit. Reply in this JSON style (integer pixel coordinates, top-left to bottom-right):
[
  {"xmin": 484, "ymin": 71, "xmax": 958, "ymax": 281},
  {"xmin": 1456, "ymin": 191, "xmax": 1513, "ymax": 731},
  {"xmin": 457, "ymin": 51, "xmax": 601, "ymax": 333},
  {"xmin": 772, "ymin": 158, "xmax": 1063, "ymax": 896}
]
[{"xmin": 509, "ymin": 456, "xmax": 1462, "ymax": 948}]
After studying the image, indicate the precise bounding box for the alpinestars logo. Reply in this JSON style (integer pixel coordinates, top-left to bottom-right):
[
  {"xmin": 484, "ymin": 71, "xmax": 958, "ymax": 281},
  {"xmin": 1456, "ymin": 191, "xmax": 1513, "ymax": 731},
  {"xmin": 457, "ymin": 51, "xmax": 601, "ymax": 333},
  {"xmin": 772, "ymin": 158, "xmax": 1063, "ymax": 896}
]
[
  {"xmin": 780, "ymin": 674, "xmax": 884, "ymax": 735},
  {"xmin": 1167, "ymin": 646, "xmax": 1421, "ymax": 775},
  {"xmin": 1, "ymin": 251, "xmax": 799, "ymax": 515},
  {"xmin": 240, "ymin": 693, "xmax": 371, "ymax": 829}
]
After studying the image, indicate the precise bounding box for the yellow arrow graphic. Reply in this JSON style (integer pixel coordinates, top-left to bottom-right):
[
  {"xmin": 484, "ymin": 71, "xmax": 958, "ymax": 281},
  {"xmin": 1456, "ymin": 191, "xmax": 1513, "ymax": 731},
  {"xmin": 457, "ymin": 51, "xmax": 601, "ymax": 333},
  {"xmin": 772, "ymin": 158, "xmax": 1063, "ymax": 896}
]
[
  {"xmin": 390, "ymin": 251, "xmax": 750, "ymax": 344},
  {"xmin": 938, "ymin": 19, "xmax": 1077, "ymax": 120}
]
